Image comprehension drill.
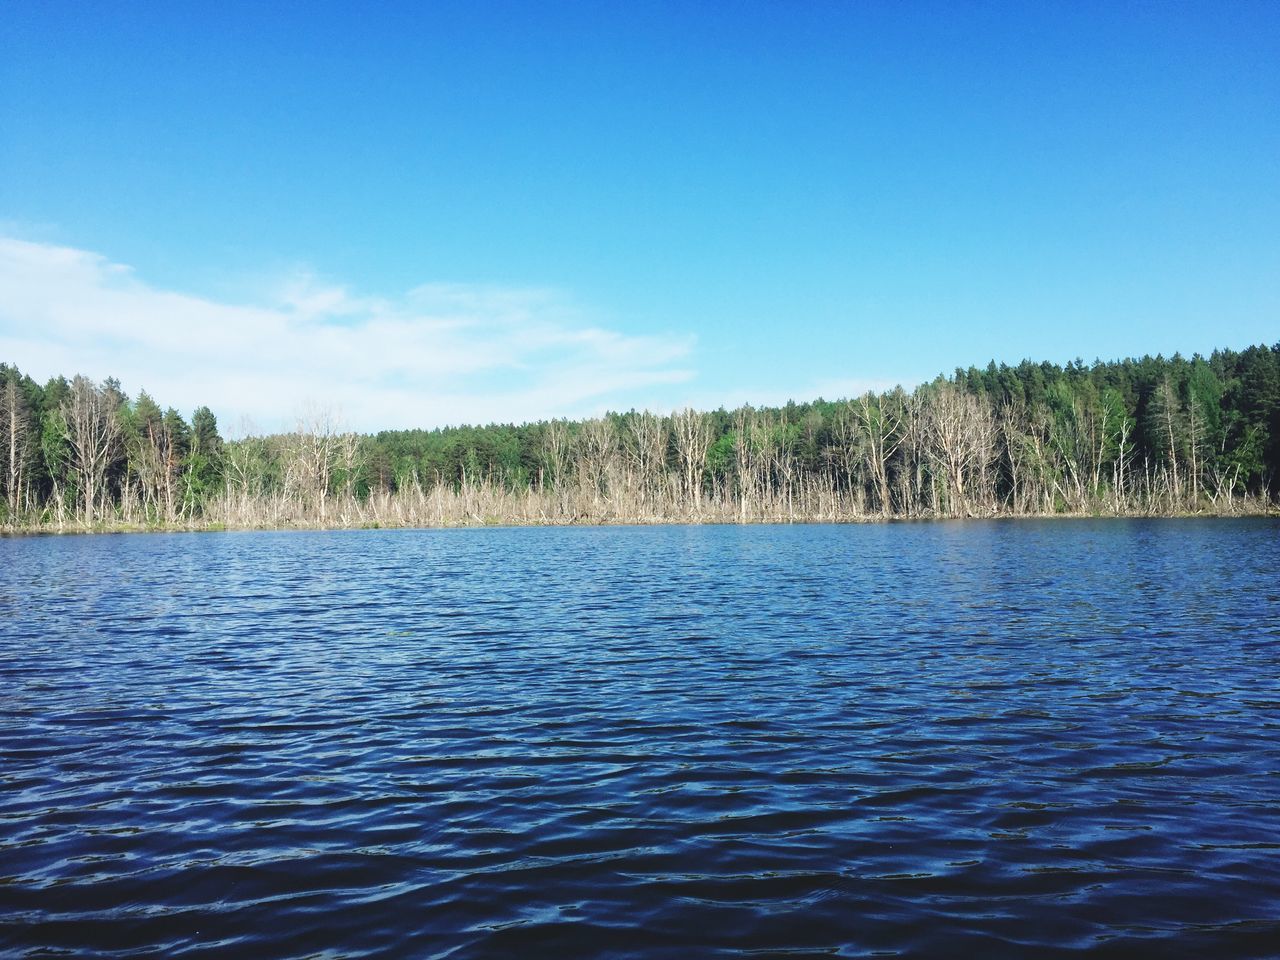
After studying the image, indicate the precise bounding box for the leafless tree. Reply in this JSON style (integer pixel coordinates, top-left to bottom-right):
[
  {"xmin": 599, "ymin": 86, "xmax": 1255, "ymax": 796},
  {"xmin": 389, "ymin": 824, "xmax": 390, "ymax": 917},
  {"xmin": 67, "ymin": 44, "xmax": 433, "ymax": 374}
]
[
  {"xmin": 1, "ymin": 379, "xmax": 34, "ymax": 517},
  {"xmin": 734, "ymin": 407, "xmax": 762, "ymax": 521},
  {"xmin": 283, "ymin": 403, "xmax": 346, "ymax": 521},
  {"xmin": 921, "ymin": 381, "xmax": 995, "ymax": 516},
  {"xmin": 541, "ymin": 419, "xmax": 572, "ymax": 490},
  {"xmin": 672, "ymin": 407, "xmax": 711, "ymax": 506},
  {"xmin": 1151, "ymin": 377, "xmax": 1183, "ymax": 507},
  {"xmin": 62, "ymin": 375, "xmax": 124, "ymax": 524},
  {"xmin": 624, "ymin": 411, "xmax": 668, "ymax": 507},
  {"xmin": 896, "ymin": 390, "xmax": 930, "ymax": 515},
  {"xmin": 576, "ymin": 417, "xmax": 618, "ymax": 507},
  {"xmin": 853, "ymin": 390, "xmax": 904, "ymax": 516}
]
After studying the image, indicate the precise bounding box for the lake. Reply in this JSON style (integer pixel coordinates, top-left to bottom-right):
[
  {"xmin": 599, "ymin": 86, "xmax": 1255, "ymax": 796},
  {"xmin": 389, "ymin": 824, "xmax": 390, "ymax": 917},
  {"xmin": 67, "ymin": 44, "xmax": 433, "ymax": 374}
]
[{"xmin": 1, "ymin": 520, "xmax": 1278, "ymax": 958}]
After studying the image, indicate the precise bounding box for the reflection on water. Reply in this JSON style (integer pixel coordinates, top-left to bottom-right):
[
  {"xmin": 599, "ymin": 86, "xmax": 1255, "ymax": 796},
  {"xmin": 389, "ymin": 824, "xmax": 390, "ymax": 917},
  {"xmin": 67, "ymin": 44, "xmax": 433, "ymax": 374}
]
[{"xmin": 1, "ymin": 520, "xmax": 1278, "ymax": 958}]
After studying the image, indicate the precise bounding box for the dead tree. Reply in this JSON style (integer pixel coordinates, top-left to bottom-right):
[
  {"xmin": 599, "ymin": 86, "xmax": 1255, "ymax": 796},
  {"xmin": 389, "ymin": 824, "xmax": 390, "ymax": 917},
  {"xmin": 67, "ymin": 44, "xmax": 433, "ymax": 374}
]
[
  {"xmin": 541, "ymin": 419, "xmax": 572, "ymax": 491},
  {"xmin": 853, "ymin": 390, "xmax": 904, "ymax": 517},
  {"xmin": 624, "ymin": 411, "xmax": 668, "ymax": 508},
  {"xmin": 575, "ymin": 417, "xmax": 619, "ymax": 509},
  {"xmin": 672, "ymin": 407, "xmax": 711, "ymax": 507},
  {"xmin": 284, "ymin": 404, "xmax": 344, "ymax": 521},
  {"xmin": 1, "ymin": 379, "xmax": 33, "ymax": 517},
  {"xmin": 921, "ymin": 382, "xmax": 996, "ymax": 516},
  {"xmin": 62, "ymin": 376, "xmax": 124, "ymax": 524}
]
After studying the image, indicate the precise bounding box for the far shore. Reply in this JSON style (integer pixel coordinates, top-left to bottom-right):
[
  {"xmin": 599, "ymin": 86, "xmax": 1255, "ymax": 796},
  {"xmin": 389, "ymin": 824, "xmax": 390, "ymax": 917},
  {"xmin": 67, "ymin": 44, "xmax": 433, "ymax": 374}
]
[{"xmin": 5, "ymin": 504, "xmax": 1275, "ymax": 537}]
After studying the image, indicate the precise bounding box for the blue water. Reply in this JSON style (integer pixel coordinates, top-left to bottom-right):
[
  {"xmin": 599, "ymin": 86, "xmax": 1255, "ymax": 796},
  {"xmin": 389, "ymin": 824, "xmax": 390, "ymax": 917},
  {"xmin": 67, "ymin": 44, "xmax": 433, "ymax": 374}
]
[{"xmin": 1, "ymin": 520, "xmax": 1278, "ymax": 958}]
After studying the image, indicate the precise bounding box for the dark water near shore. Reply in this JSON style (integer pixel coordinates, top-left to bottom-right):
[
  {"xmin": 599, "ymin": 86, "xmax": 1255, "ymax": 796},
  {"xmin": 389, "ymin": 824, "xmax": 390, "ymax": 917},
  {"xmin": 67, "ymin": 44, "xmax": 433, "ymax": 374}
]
[{"xmin": 2, "ymin": 520, "xmax": 1278, "ymax": 958}]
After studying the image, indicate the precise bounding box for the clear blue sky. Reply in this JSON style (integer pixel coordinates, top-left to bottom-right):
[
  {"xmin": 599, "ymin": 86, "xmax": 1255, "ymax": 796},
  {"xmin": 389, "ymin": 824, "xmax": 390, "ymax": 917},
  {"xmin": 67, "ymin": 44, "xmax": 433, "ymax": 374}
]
[{"xmin": 1, "ymin": 1, "xmax": 1277, "ymax": 430}]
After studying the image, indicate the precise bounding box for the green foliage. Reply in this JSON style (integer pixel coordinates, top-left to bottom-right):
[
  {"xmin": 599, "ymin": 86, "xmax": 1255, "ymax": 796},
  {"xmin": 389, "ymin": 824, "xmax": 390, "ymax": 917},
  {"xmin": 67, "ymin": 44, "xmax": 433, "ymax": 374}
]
[
  {"xmin": 3, "ymin": 341, "xmax": 1278, "ymax": 528},
  {"xmin": 706, "ymin": 432, "xmax": 736, "ymax": 482},
  {"xmin": 184, "ymin": 406, "xmax": 223, "ymax": 507}
]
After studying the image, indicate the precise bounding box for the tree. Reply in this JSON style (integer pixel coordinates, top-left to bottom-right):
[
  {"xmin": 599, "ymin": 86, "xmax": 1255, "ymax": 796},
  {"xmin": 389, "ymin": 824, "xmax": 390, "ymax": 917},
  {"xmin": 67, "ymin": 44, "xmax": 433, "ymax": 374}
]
[
  {"xmin": 1147, "ymin": 377, "xmax": 1185, "ymax": 506},
  {"xmin": 0, "ymin": 373, "xmax": 35, "ymax": 518},
  {"xmin": 184, "ymin": 405, "xmax": 223, "ymax": 510},
  {"xmin": 2, "ymin": 340, "xmax": 1276, "ymax": 528},
  {"xmin": 671, "ymin": 408, "xmax": 711, "ymax": 506},
  {"xmin": 575, "ymin": 417, "xmax": 618, "ymax": 508},
  {"xmin": 623, "ymin": 411, "xmax": 667, "ymax": 508},
  {"xmin": 283, "ymin": 404, "xmax": 343, "ymax": 521},
  {"xmin": 62, "ymin": 375, "xmax": 124, "ymax": 524},
  {"xmin": 852, "ymin": 390, "xmax": 903, "ymax": 517},
  {"xmin": 921, "ymin": 380, "xmax": 996, "ymax": 516},
  {"xmin": 126, "ymin": 390, "xmax": 165, "ymax": 518},
  {"xmin": 541, "ymin": 419, "xmax": 572, "ymax": 491}
]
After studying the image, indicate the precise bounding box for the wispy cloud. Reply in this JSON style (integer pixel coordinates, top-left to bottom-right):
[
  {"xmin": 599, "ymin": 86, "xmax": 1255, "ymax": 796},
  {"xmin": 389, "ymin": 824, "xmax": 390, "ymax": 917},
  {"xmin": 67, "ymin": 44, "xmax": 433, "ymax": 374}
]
[{"xmin": 0, "ymin": 237, "xmax": 696, "ymax": 432}]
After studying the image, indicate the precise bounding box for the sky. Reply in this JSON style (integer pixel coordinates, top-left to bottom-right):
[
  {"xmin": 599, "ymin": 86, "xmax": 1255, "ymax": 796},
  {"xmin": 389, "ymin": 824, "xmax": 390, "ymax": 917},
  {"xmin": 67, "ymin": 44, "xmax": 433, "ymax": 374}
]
[{"xmin": 1, "ymin": 1, "xmax": 1277, "ymax": 432}]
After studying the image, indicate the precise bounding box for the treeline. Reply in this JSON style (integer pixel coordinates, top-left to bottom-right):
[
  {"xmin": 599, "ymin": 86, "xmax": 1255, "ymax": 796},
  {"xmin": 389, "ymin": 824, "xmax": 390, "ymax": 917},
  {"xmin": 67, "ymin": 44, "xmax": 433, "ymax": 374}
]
[{"xmin": 2, "ymin": 343, "xmax": 1278, "ymax": 530}]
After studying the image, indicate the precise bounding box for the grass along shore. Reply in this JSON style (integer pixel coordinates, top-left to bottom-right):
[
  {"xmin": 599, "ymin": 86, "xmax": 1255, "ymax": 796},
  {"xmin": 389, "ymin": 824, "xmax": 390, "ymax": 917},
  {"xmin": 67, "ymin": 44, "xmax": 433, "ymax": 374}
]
[{"xmin": 4, "ymin": 477, "xmax": 1273, "ymax": 534}]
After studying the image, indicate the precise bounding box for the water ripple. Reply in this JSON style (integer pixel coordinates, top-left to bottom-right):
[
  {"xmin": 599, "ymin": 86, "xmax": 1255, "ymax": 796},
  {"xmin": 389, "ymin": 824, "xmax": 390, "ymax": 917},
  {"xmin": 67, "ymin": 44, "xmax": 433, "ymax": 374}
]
[{"xmin": 2, "ymin": 519, "xmax": 1279, "ymax": 958}]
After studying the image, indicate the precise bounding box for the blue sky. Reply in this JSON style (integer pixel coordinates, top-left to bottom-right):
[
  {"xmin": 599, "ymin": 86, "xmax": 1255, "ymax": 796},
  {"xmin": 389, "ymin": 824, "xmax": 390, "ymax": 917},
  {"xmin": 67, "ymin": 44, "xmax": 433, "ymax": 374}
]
[{"xmin": 2, "ymin": 1, "xmax": 1277, "ymax": 431}]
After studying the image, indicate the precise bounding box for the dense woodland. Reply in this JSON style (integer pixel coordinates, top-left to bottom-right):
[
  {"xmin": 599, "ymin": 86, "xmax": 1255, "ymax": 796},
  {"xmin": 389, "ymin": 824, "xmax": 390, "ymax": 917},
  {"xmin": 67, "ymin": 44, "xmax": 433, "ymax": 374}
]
[{"xmin": 2, "ymin": 343, "xmax": 1278, "ymax": 531}]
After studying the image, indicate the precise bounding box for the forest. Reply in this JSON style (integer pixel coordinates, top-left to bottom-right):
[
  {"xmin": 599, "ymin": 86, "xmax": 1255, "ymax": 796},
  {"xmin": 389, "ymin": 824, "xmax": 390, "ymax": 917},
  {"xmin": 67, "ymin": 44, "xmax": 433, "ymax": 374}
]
[{"xmin": 1, "ymin": 343, "xmax": 1278, "ymax": 531}]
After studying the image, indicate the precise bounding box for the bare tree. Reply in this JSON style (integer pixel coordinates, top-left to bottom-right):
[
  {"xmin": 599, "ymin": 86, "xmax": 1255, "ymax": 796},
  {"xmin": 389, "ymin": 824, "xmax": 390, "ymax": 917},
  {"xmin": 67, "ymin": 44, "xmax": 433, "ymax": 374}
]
[
  {"xmin": 1151, "ymin": 377, "xmax": 1183, "ymax": 507},
  {"xmin": 0, "ymin": 379, "xmax": 33, "ymax": 517},
  {"xmin": 998, "ymin": 399, "xmax": 1032, "ymax": 513},
  {"xmin": 130, "ymin": 402, "xmax": 188, "ymax": 522},
  {"xmin": 1112, "ymin": 409, "xmax": 1133, "ymax": 510},
  {"xmin": 62, "ymin": 376, "xmax": 124, "ymax": 524},
  {"xmin": 1048, "ymin": 395, "xmax": 1089, "ymax": 511},
  {"xmin": 921, "ymin": 381, "xmax": 995, "ymax": 516},
  {"xmin": 541, "ymin": 419, "xmax": 572, "ymax": 491},
  {"xmin": 829, "ymin": 403, "xmax": 862, "ymax": 505},
  {"xmin": 336, "ymin": 430, "xmax": 363, "ymax": 500},
  {"xmin": 733, "ymin": 407, "xmax": 771, "ymax": 521},
  {"xmin": 853, "ymin": 390, "xmax": 904, "ymax": 517},
  {"xmin": 575, "ymin": 417, "xmax": 618, "ymax": 508},
  {"xmin": 624, "ymin": 411, "xmax": 668, "ymax": 507},
  {"xmin": 1186, "ymin": 389, "xmax": 1207, "ymax": 506},
  {"xmin": 765, "ymin": 412, "xmax": 798, "ymax": 518},
  {"xmin": 672, "ymin": 407, "xmax": 711, "ymax": 506},
  {"xmin": 896, "ymin": 390, "xmax": 930, "ymax": 515},
  {"xmin": 225, "ymin": 435, "xmax": 269, "ymax": 497},
  {"xmin": 284, "ymin": 404, "xmax": 346, "ymax": 521}
]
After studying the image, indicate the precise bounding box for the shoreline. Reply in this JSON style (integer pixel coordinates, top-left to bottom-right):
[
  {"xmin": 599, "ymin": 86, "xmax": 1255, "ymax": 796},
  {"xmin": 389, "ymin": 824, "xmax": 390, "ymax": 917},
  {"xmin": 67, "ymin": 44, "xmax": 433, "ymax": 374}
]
[{"xmin": 5, "ymin": 506, "xmax": 1276, "ymax": 537}]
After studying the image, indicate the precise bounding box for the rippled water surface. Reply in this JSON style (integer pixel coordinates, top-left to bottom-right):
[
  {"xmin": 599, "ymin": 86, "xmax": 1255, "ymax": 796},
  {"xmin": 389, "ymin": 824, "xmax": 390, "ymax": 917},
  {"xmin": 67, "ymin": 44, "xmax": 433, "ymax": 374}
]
[{"xmin": 2, "ymin": 520, "xmax": 1279, "ymax": 958}]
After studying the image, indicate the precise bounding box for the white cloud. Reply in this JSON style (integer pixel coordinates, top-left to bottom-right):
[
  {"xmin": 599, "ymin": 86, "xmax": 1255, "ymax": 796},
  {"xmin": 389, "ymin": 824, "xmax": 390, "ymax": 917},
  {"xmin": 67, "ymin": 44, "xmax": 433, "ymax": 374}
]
[{"xmin": 0, "ymin": 236, "xmax": 696, "ymax": 432}]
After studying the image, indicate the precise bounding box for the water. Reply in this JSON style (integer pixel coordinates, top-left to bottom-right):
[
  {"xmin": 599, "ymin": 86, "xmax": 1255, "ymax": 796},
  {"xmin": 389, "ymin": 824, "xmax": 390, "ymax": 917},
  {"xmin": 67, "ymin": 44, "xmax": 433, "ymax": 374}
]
[{"xmin": 1, "ymin": 520, "xmax": 1278, "ymax": 958}]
